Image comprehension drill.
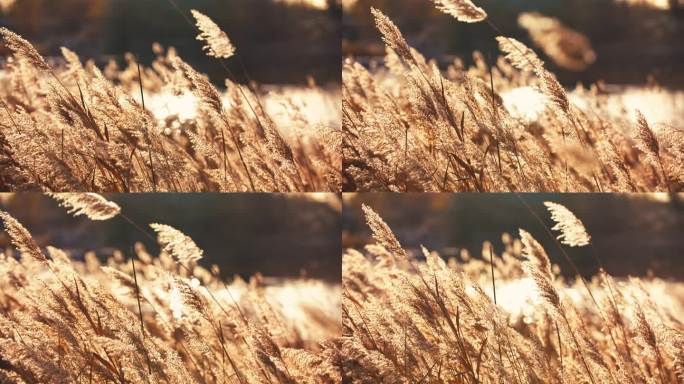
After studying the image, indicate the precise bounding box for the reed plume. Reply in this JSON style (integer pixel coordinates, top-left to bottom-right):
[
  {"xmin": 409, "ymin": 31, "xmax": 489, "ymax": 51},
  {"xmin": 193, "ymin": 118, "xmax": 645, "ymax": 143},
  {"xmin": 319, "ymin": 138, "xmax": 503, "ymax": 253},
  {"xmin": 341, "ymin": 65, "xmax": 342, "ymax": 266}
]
[
  {"xmin": 370, "ymin": 7, "xmax": 413, "ymax": 64},
  {"xmin": 0, "ymin": 210, "xmax": 46, "ymax": 262},
  {"xmin": 518, "ymin": 12, "xmax": 596, "ymax": 71},
  {"xmin": 0, "ymin": 6, "xmax": 340, "ymax": 193},
  {"xmin": 343, "ymin": 203, "xmax": 684, "ymax": 383},
  {"xmin": 496, "ymin": 36, "xmax": 544, "ymax": 74},
  {"xmin": 361, "ymin": 204, "xmax": 407, "ymax": 261},
  {"xmin": 431, "ymin": 0, "xmax": 487, "ymax": 23},
  {"xmin": 191, "ymin": 10, "xmax": 236, "ymax": 59},
  {"xmin": 544, "ymin": 201, "xmax": 591, "ymax": 247},
  {"xmin": 47, "ymin": 193, "xmax": 121, "ymax": 221},
  {"xmin": 635, "ymin": 110, "xmax": 660, "ymax": 162},
  {"xmin": 519, "ymin": 228, "xmax": 553, "ymax": 280},
  {"xmin": 150, "ymin": 223, "xmax": 204, "ymax": 265},
  {"xmin": 343, "ymin": 1, "xmax": 682, "ymax": 192},
  {"xmin": 0, "ymin": 199, "xmax": 341, "ymax": 383},
  {"xmin": 0, "ymin": 27, "xmax": 50, "ymax": 71}
]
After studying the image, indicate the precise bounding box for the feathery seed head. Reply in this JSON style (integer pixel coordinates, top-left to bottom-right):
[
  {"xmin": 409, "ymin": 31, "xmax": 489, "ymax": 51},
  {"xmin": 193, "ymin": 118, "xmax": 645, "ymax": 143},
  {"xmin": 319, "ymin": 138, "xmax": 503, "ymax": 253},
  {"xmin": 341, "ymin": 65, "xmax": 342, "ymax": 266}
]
[
  {"xmin": 48, "ymin": 193, "xmax": 121, "ymax": 221},
  {"xmin": 0, "ymin": 27, "xmax": 50, "ymax": 71},
  {"xmin": 370, "ymin": 8, "xmax": 414, "ymax": 64},
  {"xmin": 0, "ymin": 211, "xmax": 46, "ymax": 262},
  {"xmin": 544, "ymin": 201, "xmax": 591, "ymax": 247},
  {"xmin": 431, "ymin": 0, "xmax": 487, "ymax": 23},
  {"xmin": 496, "ymin": 36, "xmax": 545, "ymax": 74},
  {"xmin": 635, "ymin": 110, "xmax": 660, "ymax": 156},
  {"xmin": 191, "ymin": 10, "xmax": 236, "ymax": 59},
  {"xmin": 361, "ymin": 204, "xmax": 407, "ymax": 261},
  {"xmin": 519, "ymin": 229, "xmax": 553, "ymax": 280},
  {"xmin": 150, "ymin": 223, "xmax": 204, "ymax": 265}
]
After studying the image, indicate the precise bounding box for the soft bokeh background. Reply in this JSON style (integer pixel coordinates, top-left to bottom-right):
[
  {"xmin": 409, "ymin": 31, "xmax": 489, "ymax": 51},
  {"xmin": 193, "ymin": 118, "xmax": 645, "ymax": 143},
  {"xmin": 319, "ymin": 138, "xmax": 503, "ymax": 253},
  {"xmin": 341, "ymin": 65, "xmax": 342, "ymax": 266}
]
[
  {"xmin": 343, "ymin": 193, "xmax": 684, "ymax": 279},
  {"xmin": 0, "ymin": 0, "xmax": 342, "ymax": 85},
  {"xmin": 343, "ymin": 0, "xmax": 684, "ymax": 87},
  {"xmin": 0, "ymin": 193, "xmax": 342, "ymax": 282}
]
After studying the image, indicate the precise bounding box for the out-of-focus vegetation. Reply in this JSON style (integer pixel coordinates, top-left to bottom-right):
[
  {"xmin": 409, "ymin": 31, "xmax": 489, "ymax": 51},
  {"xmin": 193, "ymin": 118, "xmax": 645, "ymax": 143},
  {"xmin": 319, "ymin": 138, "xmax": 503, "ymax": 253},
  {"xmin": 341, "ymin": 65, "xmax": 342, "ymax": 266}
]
[
  {"xmin": 0, "ymin": 194, "xmax": 342, "ymax": 281},
  {"xmin": 342, "ymin": 199, "xmax": 684, "ymax": 383},
  {"xmin": 343, "ymin": 0, "xmax": 684, "ymax": 87},
  {"xmin": 0, "ymin": 8, "xmax": 342, "ymax": 192},
  {"xmin": 342, "ymin": 1, "xmax": 683, "ymax": 193},
  {"xmin": 0, "ymin": 194, "xmax": 342, "ymax": 383},
  {"xmin": 343, "ymin": 194, "xmax": 684, "ymax": 279},
  {"xmin": 0, "ymin": 0, "xmax": 342, "ymax": 84}
]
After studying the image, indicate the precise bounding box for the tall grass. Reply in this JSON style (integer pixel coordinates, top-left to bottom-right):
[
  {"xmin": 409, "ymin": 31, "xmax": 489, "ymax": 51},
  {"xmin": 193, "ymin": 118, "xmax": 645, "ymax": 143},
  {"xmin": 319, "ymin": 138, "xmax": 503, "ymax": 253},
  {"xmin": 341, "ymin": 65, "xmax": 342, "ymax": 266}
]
[
  {"xmin": 341, "ymin": 202, "xmax": 684, "ymax": 383},
  {"xmin": 342, "ymin": 2, "xmax": 684, "ymax": 192},
  {"xmin": 0, "ymin": 7, "xmax": 341, "ymax": 192},
  {"xmin": 0, "ymin": 194, "xmax": 342, "ymax": 383}
]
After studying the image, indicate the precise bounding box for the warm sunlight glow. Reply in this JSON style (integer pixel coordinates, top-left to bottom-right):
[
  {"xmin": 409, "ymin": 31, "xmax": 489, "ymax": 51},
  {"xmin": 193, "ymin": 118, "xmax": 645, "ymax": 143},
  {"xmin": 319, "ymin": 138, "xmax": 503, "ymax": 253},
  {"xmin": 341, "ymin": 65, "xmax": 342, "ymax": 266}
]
[
  {"xmin": 274, "ymin": 0, "xmax": 329, "ymax": 10},
  {"xmin": 617, "ymin": 0, "xmax": 671, "ymax": 9},
  {"xmin": 501, "ymin": 86, "xmax": 548, "ymax": 121}
]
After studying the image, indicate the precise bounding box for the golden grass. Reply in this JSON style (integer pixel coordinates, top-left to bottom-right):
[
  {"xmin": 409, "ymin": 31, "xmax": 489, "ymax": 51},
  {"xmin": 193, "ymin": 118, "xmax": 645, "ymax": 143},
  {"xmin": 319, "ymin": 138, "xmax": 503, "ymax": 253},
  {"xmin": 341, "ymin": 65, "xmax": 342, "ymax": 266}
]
[
  {"xmin": 0, "ymin": 194, "xmax": 342, "ymax": 383},
  {"xmin": 342, "ymin": 3, "xmax": 684, "ymax": 192},
  {"xmin": 0, "ymin": 8, "xmax": 341, "ymax": 192},
  {"xmin": 341, "ymin": 202, "xmax": 684, "ymax": 383}
]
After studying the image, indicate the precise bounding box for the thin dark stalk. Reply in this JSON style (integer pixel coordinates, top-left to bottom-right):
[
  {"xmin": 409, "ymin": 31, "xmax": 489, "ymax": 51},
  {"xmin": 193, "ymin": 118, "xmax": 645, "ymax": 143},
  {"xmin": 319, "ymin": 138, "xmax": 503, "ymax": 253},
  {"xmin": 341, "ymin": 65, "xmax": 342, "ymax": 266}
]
[
  {"xmin": 220, "ymin": 129, "xmax": 229, "ymax": 187},
  {"xmin": 222, "ymin": 116, "xmax": 256, "ymax": 191},
  {"xmin": 137, "ymin": 62, "xmax": 157, "ymax": 192},
  {"xmin": 131, "ymin": 256, "xmax": 152, "ymax": 377},
  {"xmin": 164, "ymin": 0, "xmax": 269, "ymax": 139},
  {"xmin": 489, "ymin": 243, "xmax": 496, "ymax": 305},
  {"xmin": 555, "ymin": 321, "xmax": 563, "ymax": 380}
]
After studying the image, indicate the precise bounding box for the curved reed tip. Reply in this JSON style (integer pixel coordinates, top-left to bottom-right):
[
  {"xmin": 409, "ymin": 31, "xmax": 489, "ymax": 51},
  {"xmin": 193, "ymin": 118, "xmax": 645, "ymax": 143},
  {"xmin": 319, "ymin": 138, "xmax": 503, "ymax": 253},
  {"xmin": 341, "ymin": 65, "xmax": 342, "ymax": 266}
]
[
  {"xmin": 543, "ymin": 201, "xmax": 591, "ymax": 247},
  {"xmin": 48, "ymin": 193, "xmax": 121, "ymax": 221},
  {"xmin": 190, "ymin": 9, "xmax": 236, "ymax": 59},
  {"xmin": 496, "ymin": 36, "xmax": 545, "ymax": 74},
  {"xmin": 370, "ymin": 7, "xmax": 413, "ymax": 63},
  {"xmin": 150, "ymin": 223, "xmax": 204, "ymax": 265},
  {"xmin": 0, "ymin": 27, "xmax": 50, "ymax": 71},
  {"xmin": 0, "ymin": 210, "xmax": 46, "ymax": 262},
  {"xmin": 361, "ymin": 204, "xmax": 406, "ymax": 260},
  {"xmin": 635, "ymin": 110, "xmax": 660, "ymax": 156},
  {"xmin": 431, "ymin": 0, "xmax": 487, "ymax": 23}
]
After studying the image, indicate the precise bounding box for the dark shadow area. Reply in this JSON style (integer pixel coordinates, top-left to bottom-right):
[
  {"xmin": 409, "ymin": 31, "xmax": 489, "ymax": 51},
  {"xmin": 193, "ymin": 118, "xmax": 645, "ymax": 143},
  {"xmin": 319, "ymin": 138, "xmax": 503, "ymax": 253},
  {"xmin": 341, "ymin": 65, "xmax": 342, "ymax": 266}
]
[
  {"xmin": 343, "ymin": 0, "xmax": 684, "ymax": 88},
  {"xmin": 0, "ymin": 0, "xmax": 342, "ymax": 85},
  {"xmin": 344, "ymin": 193, "xmax": 684, "ymax": 280},
  {"xmin": 0, "ymin": 193, "xmax": 342, "ymax": 282}
]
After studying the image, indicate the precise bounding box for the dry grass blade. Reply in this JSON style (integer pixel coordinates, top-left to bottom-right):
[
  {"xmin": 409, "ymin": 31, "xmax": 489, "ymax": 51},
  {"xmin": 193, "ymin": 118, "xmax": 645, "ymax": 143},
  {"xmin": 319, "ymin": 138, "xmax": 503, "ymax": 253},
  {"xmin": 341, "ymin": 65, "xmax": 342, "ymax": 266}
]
[
  {"xmin": 0, "ymin": 200, "xmax": 342, "ymax": 383},
  {"xmin": 343, "ymin": 2, "xmax": 682, "ymax": 193},
  {"xmin": 343, "ymin": 203, "xmax": 684, "ymax": 383},
  {"xmin": 0, "ymin": 10, "xmax": 341, "ymax": 192}
]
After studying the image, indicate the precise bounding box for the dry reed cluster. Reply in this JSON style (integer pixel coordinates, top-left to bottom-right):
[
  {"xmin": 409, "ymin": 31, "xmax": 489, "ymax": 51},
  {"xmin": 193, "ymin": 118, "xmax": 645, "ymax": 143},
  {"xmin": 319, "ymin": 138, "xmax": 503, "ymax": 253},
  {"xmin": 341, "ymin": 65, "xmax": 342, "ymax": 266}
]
[
  {"xmin": 0, "ymin": 194, "xmax": 342, "ymax": 383},
  {"xmin": 341, "ymin": 202, "xmax": 684, "ymax": 383},
  {"xmin": 0, "ymin": 8, "xmax": 341, "ymax": 192},
  {"xmin": 342, "ymin": 1, "xmax": 684, "ymax": 192}
]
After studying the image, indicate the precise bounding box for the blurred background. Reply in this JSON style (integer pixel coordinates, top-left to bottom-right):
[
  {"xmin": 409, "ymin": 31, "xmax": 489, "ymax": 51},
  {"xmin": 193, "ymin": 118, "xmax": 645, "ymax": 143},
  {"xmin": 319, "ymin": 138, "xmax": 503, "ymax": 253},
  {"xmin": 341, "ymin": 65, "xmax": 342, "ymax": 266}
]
[
  {"xmin": 343, "ymin": 193, "xmax": 684, "ymax": 280},
  {"xmin": 343, "ymin": 0, "xmax": 684, "ymax": 88},
  {"xmin": 0, "ymin": 193, "xmax": 342, "ymax": 282},
  {"xmin": 0, "ymin": 0, "xmax": 342, "ymax": 85}
]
